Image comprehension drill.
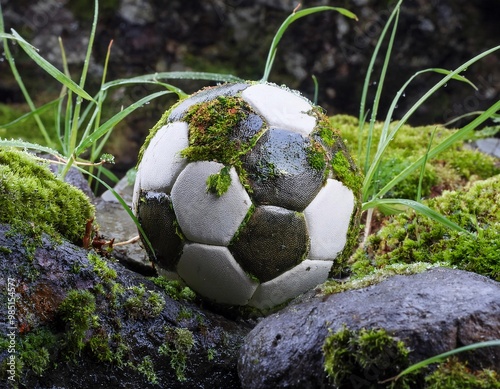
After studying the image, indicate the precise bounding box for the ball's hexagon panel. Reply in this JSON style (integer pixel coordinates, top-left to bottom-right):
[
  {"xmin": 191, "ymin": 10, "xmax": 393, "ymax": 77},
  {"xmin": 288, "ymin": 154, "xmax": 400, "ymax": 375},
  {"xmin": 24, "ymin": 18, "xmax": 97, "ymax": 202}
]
[
  {"xmin": 241, "ymin": 83, "xmax": 316, "ymax": 136},
  {"xmin": 171, "ymin": 161, "xmax": 252, "ymax": 246},
  {"xmin": 248, "ymin": 259, "xmax": 332, "ymax": 310},
  {"xmin": 136, "ymin": 191, "xmax": 182, "ymax": 271},
  {"xmin": 242, "ymin": 128, "xmax": 325, "ymax": 211},
  {"xmin": 304, "ymin": 179, "xmax": 355, "ymax": 260},
  {"xmin": 137, "ymin": 122, "xmax": 189, "ymax": 194},
  {"xmin": 177, "ymin": 243, "xmax": 258, "ymax": 305},
  {"xmin": 229, "ymin": 205, "xmax": 308, "ymax": 282},
  {"xmin": 168, "ymin": 83, "xmax": 250, "ymax": 122}
]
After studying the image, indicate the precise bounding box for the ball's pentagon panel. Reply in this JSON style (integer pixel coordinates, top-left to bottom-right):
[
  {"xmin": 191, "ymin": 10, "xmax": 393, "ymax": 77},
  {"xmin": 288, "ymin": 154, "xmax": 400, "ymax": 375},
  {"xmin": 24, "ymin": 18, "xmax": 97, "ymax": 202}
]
[{"xmin": 133, "ymin": 81, "xmax": 362, "ymax": 312}]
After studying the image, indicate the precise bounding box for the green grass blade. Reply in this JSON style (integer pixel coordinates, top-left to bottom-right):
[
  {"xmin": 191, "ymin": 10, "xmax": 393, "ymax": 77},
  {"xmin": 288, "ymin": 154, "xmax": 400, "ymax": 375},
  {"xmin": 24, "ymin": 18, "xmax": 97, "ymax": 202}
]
[
  {"xmin": 261, "ymin": 6, "xmax": 357, "ymax": 82},
  {"xmin": 374, "ymin": 98, "xmax": 500, "ymax": 199},
  {"xmin": 9, "ymin": 30, "xmax": 94, "ymax": 102},
  {"xmin": 312, "ymin": 75, "xmax": 319, "ymax": 105},
  {"xmin": 74, "ymin": 90, "xmax": 172, "ymax": 155},
  {"xmin": 387, "ymin": 340, "xmax": 500, "ymax": 382},
  {"xmin": 362, "ymin": 198, "xmax": 470, "ymax": 234},
  {"xmin": 0, "ymin": 10, "xmax": 54, "ymax": 147},
  {"xmin": 0, "ymin": 138, "xmax": 64, "ymax": 159},
  {"xmin": 102, "ymin": 72, "xmax": 244, "ymax": 91},
  {"xmin": 416, "ymin": 127, "xmax": 436, "ymax": 202},
  {"xmin": 363, "ymin": 5, "xmax": 400, "ymax": 177},
  {"xmin": 0, "ymin": 98, "xmax": 61, "ymax": 128},
  {"xmin": 363, "ymin": 45, "xmax": 500, "ymax": 199},
  {"xmin": 431, "ymin": 68, "xmax": 477, "ymax": 90},
  {"xmin": 357, "ymin": 0, "xmax": 402, "ymax": 163}
]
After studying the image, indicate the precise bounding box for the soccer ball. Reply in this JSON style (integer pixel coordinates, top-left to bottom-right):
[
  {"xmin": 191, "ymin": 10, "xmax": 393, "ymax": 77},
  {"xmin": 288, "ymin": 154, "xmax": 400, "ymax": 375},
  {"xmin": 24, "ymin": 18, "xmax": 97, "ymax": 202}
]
[{"xmin": 132, "ymin": 82, "xmax": 361, "ymax": 311}]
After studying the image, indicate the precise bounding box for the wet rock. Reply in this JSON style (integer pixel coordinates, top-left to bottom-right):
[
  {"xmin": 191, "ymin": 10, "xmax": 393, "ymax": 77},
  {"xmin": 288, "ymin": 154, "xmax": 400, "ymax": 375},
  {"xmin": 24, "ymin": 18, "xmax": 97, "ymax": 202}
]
[
  {"xmin": 0, "ymin": 223, "xmax": 250, "ymax": 388},
  {"xmin": 238, "ymin": 268, "xmax": 500, "ymax": 388}
]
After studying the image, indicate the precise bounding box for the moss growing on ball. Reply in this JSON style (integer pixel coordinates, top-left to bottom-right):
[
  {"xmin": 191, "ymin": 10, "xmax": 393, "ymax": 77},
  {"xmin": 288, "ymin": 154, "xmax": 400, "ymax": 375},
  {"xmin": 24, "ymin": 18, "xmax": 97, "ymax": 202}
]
[
  {"xmin": 0, "ymin": 148, "xmax": 94, "ymax": 245},
  {"xmin": 206, "ymin": 165, "xmax": 232, "ymax": 196},
  {"xmin": 323, "ymin": 326, "xmax": 413, "ymax": 388}
]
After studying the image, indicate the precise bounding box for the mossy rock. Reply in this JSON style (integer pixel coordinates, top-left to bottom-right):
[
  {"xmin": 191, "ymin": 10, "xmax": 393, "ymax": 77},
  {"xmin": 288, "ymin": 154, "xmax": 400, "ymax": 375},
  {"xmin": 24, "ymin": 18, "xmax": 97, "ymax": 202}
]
[
  {"xmin": 333, "ymin": 115, "xmax": 500, "ymax": 199},
  {"xmin": 351, "ymin": 175, "xmax": 500, "ymax": 281},
  {"xmin": 0, "ymin": 148, "xmax": 94, "ymax": 245}
]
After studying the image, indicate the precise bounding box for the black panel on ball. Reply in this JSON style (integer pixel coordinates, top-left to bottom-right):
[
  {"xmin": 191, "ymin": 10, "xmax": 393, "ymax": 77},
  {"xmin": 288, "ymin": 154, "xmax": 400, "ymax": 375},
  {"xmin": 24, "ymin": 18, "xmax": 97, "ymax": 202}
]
[
  {"xmin": 242, "ymin": 128, "xmax": 325, "ymax": 211},
  {"xmin": 229, "ymin": 205, "xmax": 309, "ymax": 282},
  {"xmin": 137, "ymin": 191, "xmax": 183, "ymax": 271}
]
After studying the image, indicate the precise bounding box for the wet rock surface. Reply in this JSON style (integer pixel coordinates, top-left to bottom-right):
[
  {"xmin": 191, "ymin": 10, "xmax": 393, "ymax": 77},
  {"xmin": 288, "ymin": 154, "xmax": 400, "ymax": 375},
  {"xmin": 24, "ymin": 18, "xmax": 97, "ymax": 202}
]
[
  {"xmin": 238, "ymin": 268, "xmax": 500, "ymax": 388},
  {"xmin": 0, "ymin": 223, "xmax": 251, "ymax": 388}
]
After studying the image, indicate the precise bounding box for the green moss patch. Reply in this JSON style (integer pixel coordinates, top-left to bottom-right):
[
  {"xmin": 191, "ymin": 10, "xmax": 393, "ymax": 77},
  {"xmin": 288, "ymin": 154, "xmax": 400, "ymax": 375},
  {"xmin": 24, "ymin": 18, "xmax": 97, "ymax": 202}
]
[
  {"xmin": 333, "ymin": 114, "xmax": 500, "ymax": 199},
  {"xmin": 323, "ymin": 326, "xmax": 412, "ymax": 388},
  {"xmin": 158, "ymin": 327, "xmax": 195, "ymax": 382},
  {"xmin": 425, "ymin": 358, "xmax": 500, "ymax": 388},
  {"xmin": 351, "ymin": 175, "xmax": 500, "ymax": 281},
  {"xmin": 0, "ymin": 148, "xmax": 94, "ymax": 245}
]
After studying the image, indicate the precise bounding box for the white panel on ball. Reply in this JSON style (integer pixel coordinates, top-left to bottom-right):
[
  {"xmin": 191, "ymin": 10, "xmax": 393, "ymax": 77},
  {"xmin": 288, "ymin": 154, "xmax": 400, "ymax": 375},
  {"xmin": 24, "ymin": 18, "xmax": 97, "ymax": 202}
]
[
  {"xmin": 177, "ymin": 243, "xmax": 258, "ymax": 305},
  {"xmin": 242, "ymin": 84, "xmax": 316, "ymax": 137},
  {"xmin": 138, "ymin": 122, "xmax": 189, "ymax": 193},
  {"xmin": 248, "ymin": 259, "xmax": 332, "ymax": 310},
  {"xmin": 304, "ymin": 179, "xmax": 355, "ymax": 260},
  {"xmin": 171, "ymin": 161, "xmax": 252, "ymax": 246}
]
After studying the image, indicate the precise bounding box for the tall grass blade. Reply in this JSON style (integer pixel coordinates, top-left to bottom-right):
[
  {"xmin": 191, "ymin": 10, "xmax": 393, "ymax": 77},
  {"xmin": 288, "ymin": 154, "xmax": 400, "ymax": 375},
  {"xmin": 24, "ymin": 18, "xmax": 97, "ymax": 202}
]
[
  {"xmin": 362, "ymin": 198, "xmax": 470, "ymax": 234},
  {"xmin": 9, "ymin": 30, "xmax": 94, "ymax": 102},
  {"xmin": 383, "ymin": 339, "xmax": 500, "ymax": 383},
  {"xmin": 0, "ymin": 99, "xmax": 61, "ymax": 128},
  {"xmin": 102, "ymin": 72, "xmax": 244, "ymax": 91},
  {"xmin": 363, "ymin": 4, "xmax": 400, "ymax": 177},
  {"xmin": 378, "ymin": 68, "xmax": 477, "ymax": 150},
  {"xmin": 0, "ymin": 139, "xmax": 64, "ymax": 159},
  {"xmin": 374, "ymin": 98, "xmax": 500, "ymax": 199},
  {"xmin": 261, "ymin": 6, "xmax": 357, "ymax": 82},
  {"xmin": 74, "ymin": 90, "xmax": 172, "ymax": 156},
  {"xmin": 358, "ymin": 0, "xmax": 402, "ymax": 162},
  {"xmin": 64, "ymin": 0, "xmax": 99, "ymax": 170},
  {"xmin": 416, "ymin": 127, "xmax": 436, "ymax": 202},
  {"xmin": 363, "ymin": 45, "xmax": 500, "ymax": 200}
]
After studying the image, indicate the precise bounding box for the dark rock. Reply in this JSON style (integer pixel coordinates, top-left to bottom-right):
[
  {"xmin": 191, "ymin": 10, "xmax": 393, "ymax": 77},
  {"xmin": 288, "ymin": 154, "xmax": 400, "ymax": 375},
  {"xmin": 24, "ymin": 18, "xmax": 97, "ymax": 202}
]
[
  {"xmin": 0, "ymin": 224, "xmax": 250, "ymax": 388},
  {"xmin": 238, "ymin": 268, "xmax": 500, "ymax": 388}
]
